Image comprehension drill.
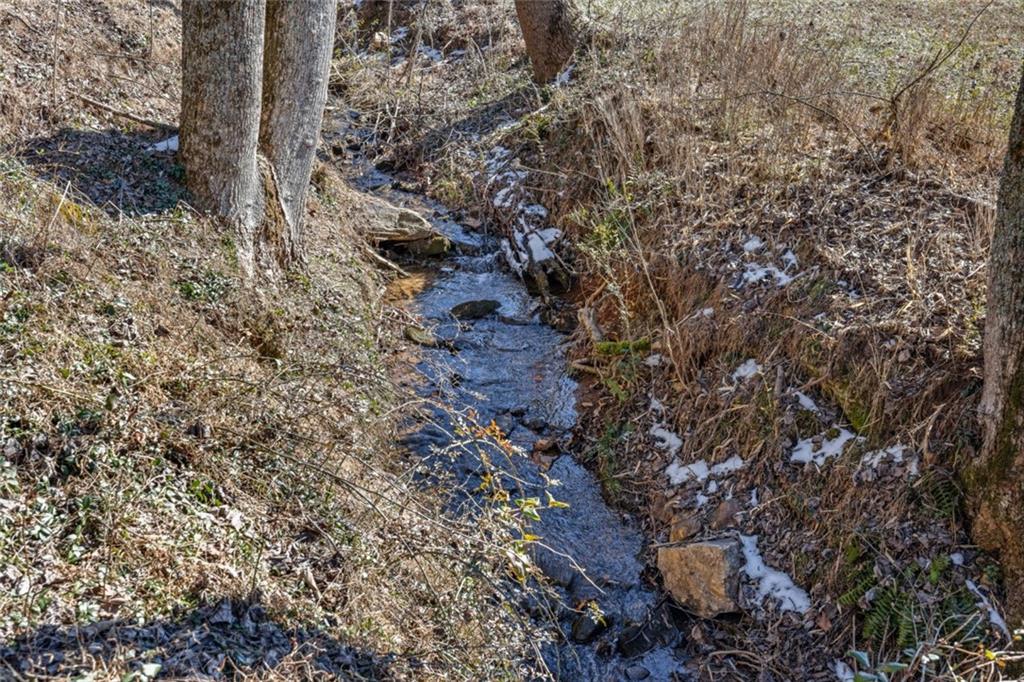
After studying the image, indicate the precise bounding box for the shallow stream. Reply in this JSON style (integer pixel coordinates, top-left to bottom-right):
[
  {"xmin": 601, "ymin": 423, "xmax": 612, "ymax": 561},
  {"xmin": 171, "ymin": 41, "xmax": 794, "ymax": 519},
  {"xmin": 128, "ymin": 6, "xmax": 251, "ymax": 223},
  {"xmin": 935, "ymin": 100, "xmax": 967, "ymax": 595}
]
[{"xmin": 347, "ymin": 146, "xmax": 690, "ymax": 681}]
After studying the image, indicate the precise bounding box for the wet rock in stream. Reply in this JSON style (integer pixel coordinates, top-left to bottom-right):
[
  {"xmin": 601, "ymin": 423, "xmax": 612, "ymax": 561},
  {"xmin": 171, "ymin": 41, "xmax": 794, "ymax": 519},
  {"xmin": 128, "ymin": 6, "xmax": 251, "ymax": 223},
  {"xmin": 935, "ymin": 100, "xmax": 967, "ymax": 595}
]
[{"xmin": 450, "ymin": 298, "xmax": 501, "ymax": 319}]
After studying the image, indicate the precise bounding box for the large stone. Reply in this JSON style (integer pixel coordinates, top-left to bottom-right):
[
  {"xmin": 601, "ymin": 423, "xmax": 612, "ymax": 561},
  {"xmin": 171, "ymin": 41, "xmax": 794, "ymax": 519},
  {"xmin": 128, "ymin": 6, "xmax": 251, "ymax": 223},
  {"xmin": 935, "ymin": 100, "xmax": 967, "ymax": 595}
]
[
  {"xmin": 657, "ymin": 538, "xmax": 742, "ymax": 618},
  {"xmin": 450, "ymin": 299, "xmax": 500, "ymax": 319},
  {"xmin": 357, "ymin": 194, "xmax": 450, "ymax": 255}
]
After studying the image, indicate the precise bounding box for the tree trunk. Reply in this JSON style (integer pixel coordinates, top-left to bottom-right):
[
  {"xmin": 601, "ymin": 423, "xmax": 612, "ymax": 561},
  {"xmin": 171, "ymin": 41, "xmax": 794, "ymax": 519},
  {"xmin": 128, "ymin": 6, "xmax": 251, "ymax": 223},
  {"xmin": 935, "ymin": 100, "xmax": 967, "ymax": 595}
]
[
  {"xmin": 181, "ymin": 0, "xmax": 266, "ymax": 277},
  {"xmin": 514, "ymin": 0, "xmax": 580, "ymax": 83},
  {"xmin": 972, "ymin": 62, "xmax": 1024, "ymax": 623},
  {"xmin": 259, "ymin": 0, "xmax": 337, "ymax": 267}
]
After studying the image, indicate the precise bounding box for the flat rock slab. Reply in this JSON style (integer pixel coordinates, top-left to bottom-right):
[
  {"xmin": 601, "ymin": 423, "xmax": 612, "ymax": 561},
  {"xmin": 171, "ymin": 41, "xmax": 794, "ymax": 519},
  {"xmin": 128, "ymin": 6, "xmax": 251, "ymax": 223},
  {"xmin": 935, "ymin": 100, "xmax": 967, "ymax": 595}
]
[{"xmin": 657, "ymin": 538, "xmax": 742, "ymax": 618}]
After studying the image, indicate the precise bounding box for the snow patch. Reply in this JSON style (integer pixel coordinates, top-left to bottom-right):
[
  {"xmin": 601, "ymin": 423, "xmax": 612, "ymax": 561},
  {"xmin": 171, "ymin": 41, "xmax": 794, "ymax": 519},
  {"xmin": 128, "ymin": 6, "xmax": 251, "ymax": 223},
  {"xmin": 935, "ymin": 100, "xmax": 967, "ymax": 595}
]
[
  {"xmin": 742, "ymin": 263, "xmax": 793, "ymax": 286},
  {"xmin": 665, "ymin": 459, "xmax": 708, "ymax": 485},
  {"xmin": 644, "ymin": 354, "xmax": 664, "ymax": 367},
  {"xmin": 417, "ymin": 45, "xmax": 443, "ymax": 62},
  {"xmin": 710, "ymin": 455, "xmax": 745, "ymax": 476},
  {"xmin": 731, "ymin": 359, "xmax": 761, "ymax": 381},
  {"xmin": 740, "ymin": 534, "xmax": 811, "ymax": 613},
  {"xmin": 790, "ymin": 428, "xmax": 861, "ymax": 466},
  {"xmin": 651, "ymin": 426, "xmax": 683, "ymax": 457},
  {"xmin": 743, "ymin": 235, "xmax": 765, "ymax": 253},
  {"xmin": 781, "ymin": 249, "xmax": 798, "ymax": 269},
  {"xmin": 967, "ymin": 579, "xmax": 1011, "ymax": 640},
  {"xmin": 795, "ymin": 391, "xmax": 819, "ymax": 413},
  {"xmin": 148, "ymin": 135, "xmax": 178, "ymax": 152},
  {"xmin": 554, "ymin": 64, "xmax": 574, "ymax": 86},
  {"xmin": 833, "ymin": 660, "xmax": 855, "ymax": 682},
  {"xmin": 860, "ymin": 444, "xmax": 919, "ymax": 477}
]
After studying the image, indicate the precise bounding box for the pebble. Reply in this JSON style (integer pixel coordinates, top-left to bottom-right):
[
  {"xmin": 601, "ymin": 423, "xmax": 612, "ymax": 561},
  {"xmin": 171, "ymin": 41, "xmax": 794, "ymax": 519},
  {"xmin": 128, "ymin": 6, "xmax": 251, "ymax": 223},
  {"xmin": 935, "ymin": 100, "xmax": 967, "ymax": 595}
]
[{"xmin": 625, "ymin": 664, "xmax": 651, "ymax": 680}]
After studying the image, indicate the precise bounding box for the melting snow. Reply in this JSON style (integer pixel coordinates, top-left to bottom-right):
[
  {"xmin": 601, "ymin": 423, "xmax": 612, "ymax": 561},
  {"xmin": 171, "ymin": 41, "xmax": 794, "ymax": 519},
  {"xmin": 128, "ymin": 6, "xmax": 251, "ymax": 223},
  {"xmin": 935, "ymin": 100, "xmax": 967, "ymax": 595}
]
[
  {"xmin": 701, "ymin": 307, "xmax": 714, "ymax": 317},
  {"xmin": 650, "ymin": 396, "xmax": 666, "ymax": 412},
  {"xmin": 862, "ymin": 444, "xmax": 905, "ymax": 468},
  {"xmin": 860, "ymin": 444, "xmax": 919, "ymax": 477},
  {"xmin": 148, "ymin": 135, "xmax": 178, "ymax": 152},
  {"xmin": 834, "ymin": 660, "xmax": 855, "ymax": 682},
  {"xmin": 790, "ymin": 428, "xmax": 860, "ymax": 466},
  {"xmin": 967, "ymin": 579, "xmax": 1011, "ymax": 640},
  {"xmin": 651, "ymin": 426, "xmax": 683, "ymax": 456},
  {"xmin": 731, "ymin": 359, "xmax": 761, "ymax": 381},
  {"xmin": 950, "ymin": 552, "xmax": 964, "ymax": 566},
  {"xmin": 743, "ymin": 263, "xmax": 794, "ymax": 286},
  {"xmin": 711, "ymin": 455, "xmax": 745, "ymax": 476},
  {"xmin": 740, "ymin": 534, "xmax": 811, "ymax": 613},
  {"xmin": 743, "ymin": 236, "xmax": 765, "ymax": 253},
  {"xmin": 795, "ymin": 391, "xmax": 819, "ymax": 413},
  {"xmin": 749, "ymin": 488, "xmax": 759, "ymax": 507},
  {"xmin": 781, "ymin": 249, "xmax": 798, "ymax": 269},
  {"xmin": 644, "ymin": 354, "xmax": 664, "ymax": 367},
  {"xmin": 554, "ymin": 64, "xmax": 574, "ymax": 86},
  {"xmin": 526, "ymin": 232, "xmax": 556, "ymax": 262},
  {"xmin": 417, "ymin": 45, "xmax": 443, "ymax": 62},
  {"xmin": 665, "ymin": 459, "xmax": 709, "ymax": 485},
  {"xmin": 493, "ymin": 186, "xmax": 516, "ymax": 208}
]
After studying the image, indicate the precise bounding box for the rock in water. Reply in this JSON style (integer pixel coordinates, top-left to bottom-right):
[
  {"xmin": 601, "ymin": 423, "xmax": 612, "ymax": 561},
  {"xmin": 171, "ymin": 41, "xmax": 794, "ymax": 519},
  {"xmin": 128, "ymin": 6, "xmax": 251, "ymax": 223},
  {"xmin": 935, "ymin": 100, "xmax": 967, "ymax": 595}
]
[
  {"xmin": 450, "ymin": 299, "xmax": 500, "ymax": 319},
  {"xmin": 357, "ymin": 194, "xmax": 451, "ymax": 255},
  {"xmin": 403, "ymin": 325, "xmax": 437, "ymax": 347},
  {"xmin": 570, "ymin": 611, "xmax": 609, "ymax": 644},
  {"xmin": 657, "ymin": 538, "xmax": 742, "ymax": 618}
]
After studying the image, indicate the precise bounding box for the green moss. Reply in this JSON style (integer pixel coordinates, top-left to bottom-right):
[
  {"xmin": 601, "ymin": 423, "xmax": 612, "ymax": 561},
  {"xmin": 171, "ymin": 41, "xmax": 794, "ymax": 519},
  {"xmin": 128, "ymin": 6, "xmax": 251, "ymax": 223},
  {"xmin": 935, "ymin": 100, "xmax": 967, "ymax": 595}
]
[{"xmin": 594, "ymin": 338, "xmax": 651, "ymax": 356}]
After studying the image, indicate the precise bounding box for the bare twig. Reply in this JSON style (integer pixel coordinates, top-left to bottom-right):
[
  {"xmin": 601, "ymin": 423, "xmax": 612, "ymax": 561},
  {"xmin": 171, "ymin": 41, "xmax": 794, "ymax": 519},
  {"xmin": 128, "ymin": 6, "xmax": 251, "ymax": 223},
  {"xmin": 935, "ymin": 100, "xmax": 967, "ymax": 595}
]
[{"xmin": 75, "ymin": 92, "xmax": 175, "ymax": 130}]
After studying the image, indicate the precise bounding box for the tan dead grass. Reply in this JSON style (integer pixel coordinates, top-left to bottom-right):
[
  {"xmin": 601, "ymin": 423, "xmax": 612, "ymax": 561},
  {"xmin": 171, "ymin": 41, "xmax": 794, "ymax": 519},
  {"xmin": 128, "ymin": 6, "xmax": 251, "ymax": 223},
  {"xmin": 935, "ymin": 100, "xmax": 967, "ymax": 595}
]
[{"xmin": 332, "ymin": 0, "xmax": 1023, "ymax": 677}]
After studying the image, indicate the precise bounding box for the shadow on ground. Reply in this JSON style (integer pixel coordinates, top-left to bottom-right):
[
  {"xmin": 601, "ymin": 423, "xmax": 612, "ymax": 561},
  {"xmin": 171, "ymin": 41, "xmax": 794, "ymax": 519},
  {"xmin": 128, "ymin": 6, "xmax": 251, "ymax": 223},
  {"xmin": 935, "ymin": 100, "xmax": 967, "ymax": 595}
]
[
  {"xmin": 17, "ymin": 127, "xmax": 186, "ymax": 217},
  {"xmin": 1, "ymin": 598, "xmax": 394, "ymax": 680}
]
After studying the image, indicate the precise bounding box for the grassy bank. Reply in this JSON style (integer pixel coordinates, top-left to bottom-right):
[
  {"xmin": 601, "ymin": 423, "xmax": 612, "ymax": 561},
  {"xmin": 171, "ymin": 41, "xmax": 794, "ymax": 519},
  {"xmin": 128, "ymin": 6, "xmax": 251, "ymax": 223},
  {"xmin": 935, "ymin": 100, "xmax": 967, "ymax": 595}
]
[
  {"xmin": 335, "ymin": 0, "xmax": 1022, "ymax": 677},
  {"xmin": 0, "ymin": 1, "xmax": 536, "ymax": 678}
]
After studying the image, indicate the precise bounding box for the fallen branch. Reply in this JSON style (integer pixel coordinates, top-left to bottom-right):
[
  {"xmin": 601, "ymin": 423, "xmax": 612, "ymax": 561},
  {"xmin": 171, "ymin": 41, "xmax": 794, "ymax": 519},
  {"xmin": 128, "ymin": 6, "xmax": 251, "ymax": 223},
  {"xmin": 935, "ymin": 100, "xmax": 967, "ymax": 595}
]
[{"xmin": 76, "ymin": 92, "xmax": 174, "ymax": 130}]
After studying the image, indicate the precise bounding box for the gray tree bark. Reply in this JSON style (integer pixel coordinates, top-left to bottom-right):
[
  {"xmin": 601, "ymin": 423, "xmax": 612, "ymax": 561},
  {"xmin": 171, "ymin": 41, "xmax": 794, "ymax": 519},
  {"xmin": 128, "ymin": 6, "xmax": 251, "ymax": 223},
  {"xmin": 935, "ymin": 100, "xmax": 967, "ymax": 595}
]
[
  {"xmin": 514, "ymin": 0, "xmax": 580, "ymax": 83},
  {"xmin": 259, "ymin": 0, "xmax": 337, "ymax": 267},
  {"xmin": 181, "ymin": 0, "xmax": 266, "ymax": 277},
  {"xmin": 972, "ymin": 62, "xmax": 1024, "ymax": 622},
  {"xmin": 181, "ymin": 0, "xmax": 336, "ymax": 277}
]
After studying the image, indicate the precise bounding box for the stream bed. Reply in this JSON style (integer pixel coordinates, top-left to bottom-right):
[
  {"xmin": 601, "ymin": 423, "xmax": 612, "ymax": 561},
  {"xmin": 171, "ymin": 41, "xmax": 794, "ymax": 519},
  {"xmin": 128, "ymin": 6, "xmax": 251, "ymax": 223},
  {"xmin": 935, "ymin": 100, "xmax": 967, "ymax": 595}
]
[{"xmin": 347, "ymin": 147, "xmax": 690, "ymax": 681}]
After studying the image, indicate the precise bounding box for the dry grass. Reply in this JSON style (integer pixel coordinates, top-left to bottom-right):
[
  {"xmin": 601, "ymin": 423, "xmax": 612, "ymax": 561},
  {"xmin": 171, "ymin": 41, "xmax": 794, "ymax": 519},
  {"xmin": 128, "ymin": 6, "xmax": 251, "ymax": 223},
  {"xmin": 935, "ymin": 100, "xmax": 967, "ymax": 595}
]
[
  {"xmin": 333, "ymin": 0, "xmax": 1024, "ymax": 678},
  {"xmin": 0, "ymin": 156, "xmax": 542, "ymax": 679},
  {"xmin": 0, "ymin": 1, "xmax": 548, "ymax": 679}
]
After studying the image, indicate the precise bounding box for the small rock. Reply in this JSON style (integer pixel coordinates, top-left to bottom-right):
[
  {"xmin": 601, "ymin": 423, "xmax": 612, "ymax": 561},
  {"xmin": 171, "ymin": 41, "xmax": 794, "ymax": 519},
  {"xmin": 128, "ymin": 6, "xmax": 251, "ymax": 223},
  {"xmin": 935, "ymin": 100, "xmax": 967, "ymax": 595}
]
[
  {"xmin": 625, "ymin": 664, "xmax": 651, "ymax": 680},
  {"xmin": 570, "ymin": 611, "xmax": 608, "ymax": 644},
  {"xmin": 405, "ymin": 234, "xmax": 451, "ymax": 256},
  {"xmin": 669, "ymin": 514, "xmax": 701, "ymax": 542},
  {"xmin": 710, "ymin": 499, "xmax": 742, "ymax": 530},
  {"xmin": 450, "ymin": 299, "xmax": 500, "ymax": 320},
  {"xmin": 657, "ymin": 538, "xmax": 743, "ymax": 618},
  {"xmin": 404, "ymin": 325, "xmax": 437, "ymax": 347},
  {"xmin": 532, "ymin": 437, "xmax": 557, "ymax": 453}
]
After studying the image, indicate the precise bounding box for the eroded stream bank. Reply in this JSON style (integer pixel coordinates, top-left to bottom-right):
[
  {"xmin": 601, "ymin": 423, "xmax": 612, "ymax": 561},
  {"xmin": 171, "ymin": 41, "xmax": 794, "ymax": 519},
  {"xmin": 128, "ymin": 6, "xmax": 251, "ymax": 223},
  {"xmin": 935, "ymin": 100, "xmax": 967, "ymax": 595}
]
[{"xmin": 339, "ymin": 136, "xmax": 691, "ymax": 680}]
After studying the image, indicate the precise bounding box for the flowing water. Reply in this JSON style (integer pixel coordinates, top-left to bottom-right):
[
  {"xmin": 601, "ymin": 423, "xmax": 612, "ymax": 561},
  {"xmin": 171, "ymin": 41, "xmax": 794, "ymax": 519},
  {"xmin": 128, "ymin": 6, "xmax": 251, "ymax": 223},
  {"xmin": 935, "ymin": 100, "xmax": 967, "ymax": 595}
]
[{"xmin": 344, "ymin": 133, "xmax": 690, "ymax": 681}]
